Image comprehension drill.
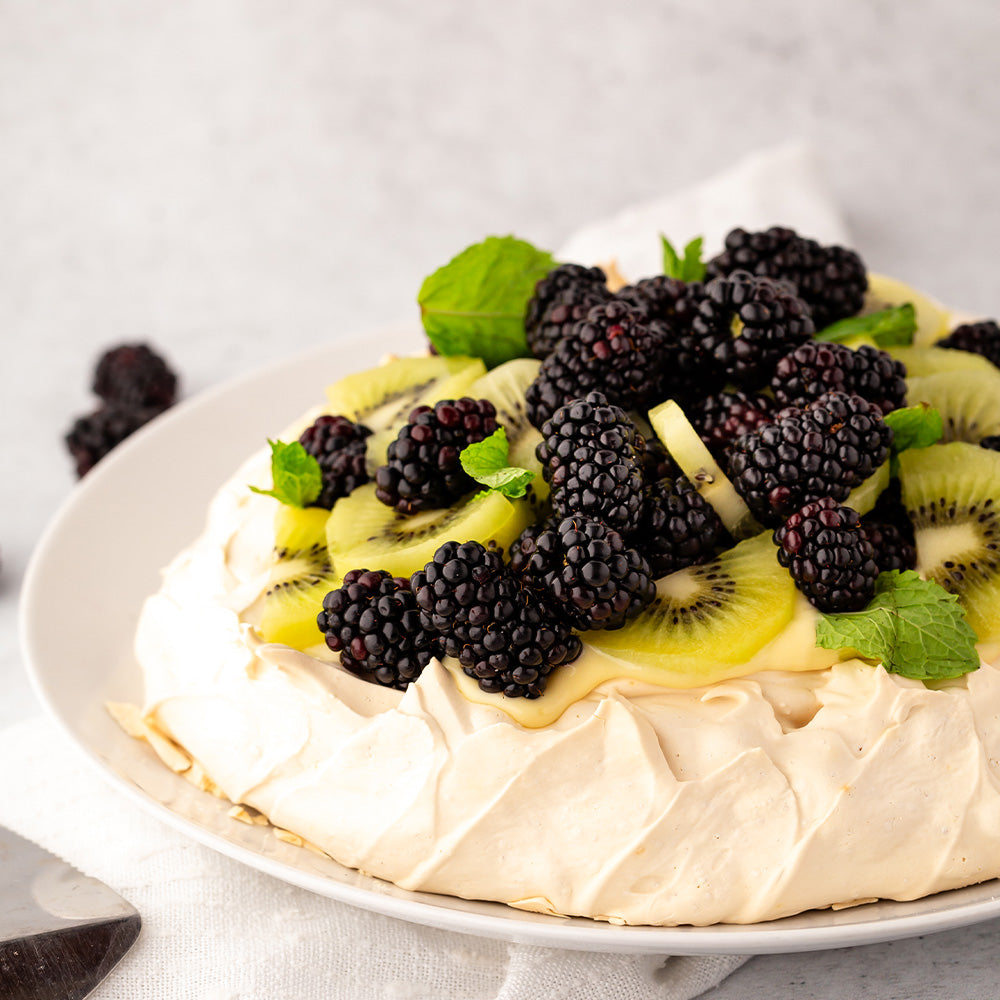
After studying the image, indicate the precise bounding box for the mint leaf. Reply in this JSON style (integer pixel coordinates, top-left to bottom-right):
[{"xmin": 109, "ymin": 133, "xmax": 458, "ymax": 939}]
[
  {"xmin": 249, "ymin": 439, "xmax": 322, "ymax": 508},
  {"xmin": 815, "ymin": 570, "xmax": 980, "ymax": 681},
  {"xmin": 814, "ymin": 304, "xmax": 916, "ymax": 347},
  {"xmin": 460, "ymin": 427, "xmax": 536, "ymax": 499},
  {"xmin": 661, "ymin": 234, "xmax": 706, "ymax": 282},
  {"xmin": 418, "ymin": 236, "xmax": 556, "ymax": 368},
  {"xmin": 884, "ymin": 403, "xmax": 944, "ymax": 453}
]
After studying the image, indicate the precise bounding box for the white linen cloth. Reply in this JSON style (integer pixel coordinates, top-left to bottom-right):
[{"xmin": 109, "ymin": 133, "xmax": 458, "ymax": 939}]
[{"xmin": 3, "ymin": 143, "xmax": 850, "ymax": 999}]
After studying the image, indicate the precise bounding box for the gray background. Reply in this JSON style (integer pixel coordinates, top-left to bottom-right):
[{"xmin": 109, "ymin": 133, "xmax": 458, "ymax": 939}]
[{"xmin": 3, "ymin": 1, "xmax": 1000, "ymax": 996}]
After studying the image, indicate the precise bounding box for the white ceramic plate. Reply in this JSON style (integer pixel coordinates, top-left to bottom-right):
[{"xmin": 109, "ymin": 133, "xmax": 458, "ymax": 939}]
[{"xmin": 20, "ymin": 327, "xmax": 1000, "ymax": 955}]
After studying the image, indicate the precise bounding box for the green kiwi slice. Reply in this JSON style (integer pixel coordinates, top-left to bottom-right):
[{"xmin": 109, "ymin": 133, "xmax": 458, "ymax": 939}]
[
  {"xmin": 863, "ymin": 273, "xmax": 951, "ymax": 346},
  {"xmin": 844, "ymin": 461, "xmax": 890, "ymax": 516},
  {"xmin": 906, "ymin": 369, "xmax": 1000, "ymax": 443},
  {"xmin": 325, "ymin": 483, "xmax": 534, "ymax": 579},
  {"xmin": 888, "ymin": 345, "xmax": 997, "ymax": 378},
  {"xmin": 257, "ymin": 505, "xmax": 340, "ymax": 650},
  {"xmin": 899, "ymin": 441, "xmax": 1000, "ymax": 642},
  {"xmin": 587, "ymin": 532, "xmax": 797, "ymax": 672},
  {"xmin": 467, "ymin": 357, "xmax": 548, "ymax": 502},
  {"xmin": 325, "ymin": 355, "xmax": 487, "ymax": 467},
  {"xmin": 648, "ymin": 399, "xmax": 761, "ymax": 539}
]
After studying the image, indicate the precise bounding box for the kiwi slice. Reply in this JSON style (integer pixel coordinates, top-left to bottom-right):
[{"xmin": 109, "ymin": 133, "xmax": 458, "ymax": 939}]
[
  {"xmin": 888, "ymin": 345, "xmax": 997, "ymax": 378},
  {"xmin": 844, "ymin": 461, "xmax": 890, "ymax": 516},
  {"xmin": 906, "ymin": 369, "xmax": 1000, "ymax": 443},
  {"xmin": 467, "ymin": 357, "xmax": 548, "ymax": 502},
  {"xmin": 587, "ymin": 532, "xmax": 796, "ymax": 672},
  {"xmin": 257, "ymin": 505, "xmax": 340, "ymax": 649},
  {"xmin": 325, "ymin": 355, "xmax": 487, "ymax": 467},
  {"xmin": 648, "ymin": 399, "xmax": 761, "ymax": 538},
  {"xmin": 899, "ymin": 441, "xmax": 1000, "ymax": 642},
  {"xmin": 326, "ymin": 483, "xmax": 534, "ymax": 579},
  {"xmin": 863, "ymin": 273, "xmax": 951, "ymax": 346}
]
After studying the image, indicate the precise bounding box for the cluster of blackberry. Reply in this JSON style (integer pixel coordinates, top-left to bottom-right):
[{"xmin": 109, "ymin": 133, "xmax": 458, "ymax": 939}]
[
  {"xmin": 299, "ymin": 414, "xmax": 372, "ymax": 508},
  {"xmin": 65, "ymin": 343, "xmax": 179, "ymax": 477}
]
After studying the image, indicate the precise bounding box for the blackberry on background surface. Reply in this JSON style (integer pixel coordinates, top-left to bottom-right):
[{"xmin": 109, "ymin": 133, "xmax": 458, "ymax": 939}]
[
  {"xmin": 93, "ymin": 342, "xmax": 178, "ymax": 410},
  {"xmin": 65, "ymin": 404, "xmax": 163, "ymax": 477}
]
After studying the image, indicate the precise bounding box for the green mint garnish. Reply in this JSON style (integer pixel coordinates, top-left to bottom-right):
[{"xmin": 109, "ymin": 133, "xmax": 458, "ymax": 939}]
[
  {"xmin": 418, "ymin": 235, "xmax": 556, "ymax": 369},
  {"xmin": 249, "ymin": 439, "xmax": 322, "ymax": 508},
  {"xmin": 883, "ymin": 403, "xmax": 943, "ymax": 476},
  {"xmin": 661, "ymin": 234, "xmax": 706, "ymax": 282},
  {"xmin": 814, "ymin": 304, "xmax": 916, "ymax": 347},
  {"xmin": 816, "ymin": 570, "xmax": 980, "ymax": 681},
  {"xmin": 460, "ymin": 427, "xmax": 535, "ymax": 499}
]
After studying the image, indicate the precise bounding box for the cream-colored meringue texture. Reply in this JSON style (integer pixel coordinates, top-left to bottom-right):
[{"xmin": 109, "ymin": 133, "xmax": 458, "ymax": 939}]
[{"xmin": 134, "ymin": 448, "xmax": 1000, "ymax": 926}]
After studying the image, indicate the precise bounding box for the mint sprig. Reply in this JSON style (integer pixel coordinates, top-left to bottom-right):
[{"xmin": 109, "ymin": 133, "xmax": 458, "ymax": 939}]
[
  {"xmin": 249, "ymin": 439, "xmax": 322, "ymax": 508},
  {"xmin": 883, "ymin": 403, "xmax": 944, "ymax": 476},
  {"xmin": 816, "ymin": 571, "xmax": 980, "ymax": 681},
  {"xmin": 661, "ymin": 234, "xmax": 706, "ymax": 282},
  {"xmin": 814, "ymin": 304, "xmax": 916, "ymax": 347},
  {"xmin": 418, "ymin": 236, "xmax": 556, "ymax": 368},
  {"xmin": 460, "ymin": 427, "xmax": 535, "ymax": 499}
]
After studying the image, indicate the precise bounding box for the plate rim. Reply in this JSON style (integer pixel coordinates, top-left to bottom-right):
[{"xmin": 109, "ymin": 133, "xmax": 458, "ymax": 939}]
[{"xmin": 20, "ymin": 325, "xmax": 1000, "ymax": 955}]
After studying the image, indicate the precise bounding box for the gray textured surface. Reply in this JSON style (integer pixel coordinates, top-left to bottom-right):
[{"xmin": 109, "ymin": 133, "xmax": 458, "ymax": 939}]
[{"xmin": 3, "ymin": 1, "xmax": 1000, "ymax": 994}]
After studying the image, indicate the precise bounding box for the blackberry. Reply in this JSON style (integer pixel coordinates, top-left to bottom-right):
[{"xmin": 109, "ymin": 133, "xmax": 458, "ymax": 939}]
[
  {"xmin": 694, "ymin": 271, "xmax": 814, "ymax": 390},
  {"xmin": 413, "ymin": 540, "xmax": 581, "ymax": 698},
  {"xmin": 980, "ymin": 435, "xmax": 1000, "ymax": 452},
  {"xmin": 637, "ymin": 477, "xmax": 727, "ymax": 577},
  {"xmin": 298, "ymin": 414, "xmax": 371, "ymax": 509},
  {"xmin": 317, "ymin": 569, "xmax": 444, "ymax": 689},
  {"xmin": 536, "ymin": 391, "xmax": 644, "ymax": 534},
  {"xmin": 862, "ymin": 519, "xmax": 917, "ymax": 574},
  {"xmin": 374, "ymin": 397, "xmax": 498, "ymax": 513},
  {"xmin": 65, "ymin": 404, "xmax": 162, "ymax": 477},
  {"xmin": 774, "ymin": 498, "xmax": 879, "ymax": 613},
  {"xmin": 728, "ymin": 391, "xmax": 893, "ymax": 526},
  {"xmin": 616, "ymin": 275, "xmax": 704, "ymax": 329},
  {"xmin": 524, "ymin": 263, "xmax": 611, "ymax": 359},
  {"xmin": 525, "ymin": 300, "xmax": 668, "ymax": 429},
  {"xmin": 706, "ymin": 226, "xmax": 868, "ymax": 328},
  {"xmin": 510, "ymin": 516, "xmax": 655, "ymax": 630},
  {"xmin": 687, "ymin": 390, "xmax": 773, "ymax": 460},
  {"xmin": 770, "ymin": 341, "xmax": 907, "ymax": 414},
  {"xmin": 93, "ymin": 342, "xmax": 178, "ymax": 410},
  {"xmin": 937, "ymin": 320, "xmax": 1000, "ymax": 368},
  {"xmin": 635, "ymin": 432, "xmax": 681, "ymax": 484}
]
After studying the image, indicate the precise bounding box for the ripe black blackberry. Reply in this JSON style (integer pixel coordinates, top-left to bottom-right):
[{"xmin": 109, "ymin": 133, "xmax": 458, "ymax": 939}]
[
  {"xmin": 93, "ymin": 343, "xmax": 178, "ymax": 410},
  {"xmin": 770, "ymin": 341, "xmax": 907, "ymax": 414},
  {"xmin": 65, "ymin": 404, "xmax": 162, "ymax": 477},
  {"xmin": 686, "ymin": 390, "xmax": 773, "ymax": 460},
  {"xmin": 412, "ymin": 540, "xmax": 581, "ymax": 698},
  {"xmin": 862, "ymin": 518, "xmax": 917, "ymax": 574},
  {"xmin": 937, "ymin": 320, "xmax": 1000, "ymax": 368},
  {"xmin": 374, "ymin": 397, "xmax": 498, "ymax": 513},
  {"xmin": 728, "ymin": 391, "xmax": 893, "ymax": 526},
  {"xmin": 524, "ymin": 300, "xmax": 668, "ymax": 429},
  {"xmin": 317, "ymin": 569, "xmax": 444, "ymax": 690},
  {"xmin": 298, "ymin": 414, "xmax": 372, "ymax": 508},
  {"xmin": 637, "ymin": 477, "xmax": 727, "ymax": 577},
  {"xmin": 510, "ymin": 516, "xmax": 655, "ymax": 630},
  {"xmin": 616, "ymin": 275, "xmax": 704, "ymax": 328},
  {"xmin": 524, "ymin": 263, "xmax": 611, "ymax": 359},
  {"xmin": 980, "ymin": 435, "xmax": 1000, "ymax": 451},
  {"xmin": 694, "ymin": 271, "xmax": 814, "ymax": 390},
  {"xmin": 705, "ymin": 226, "xmax": 868, "ymax": 329},
  {"xmin": 535, "ymin": 391, "xmax": 644, "ymax": 534},
  {"xmin": 774, "ymin": 498, "xmax": 879, "ymax": 612}
]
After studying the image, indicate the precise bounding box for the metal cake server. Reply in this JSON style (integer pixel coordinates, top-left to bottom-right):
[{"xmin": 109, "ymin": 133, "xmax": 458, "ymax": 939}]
[{"xmin": 0, "ymin": 824, "xmax": 141, "ymax": 999}]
